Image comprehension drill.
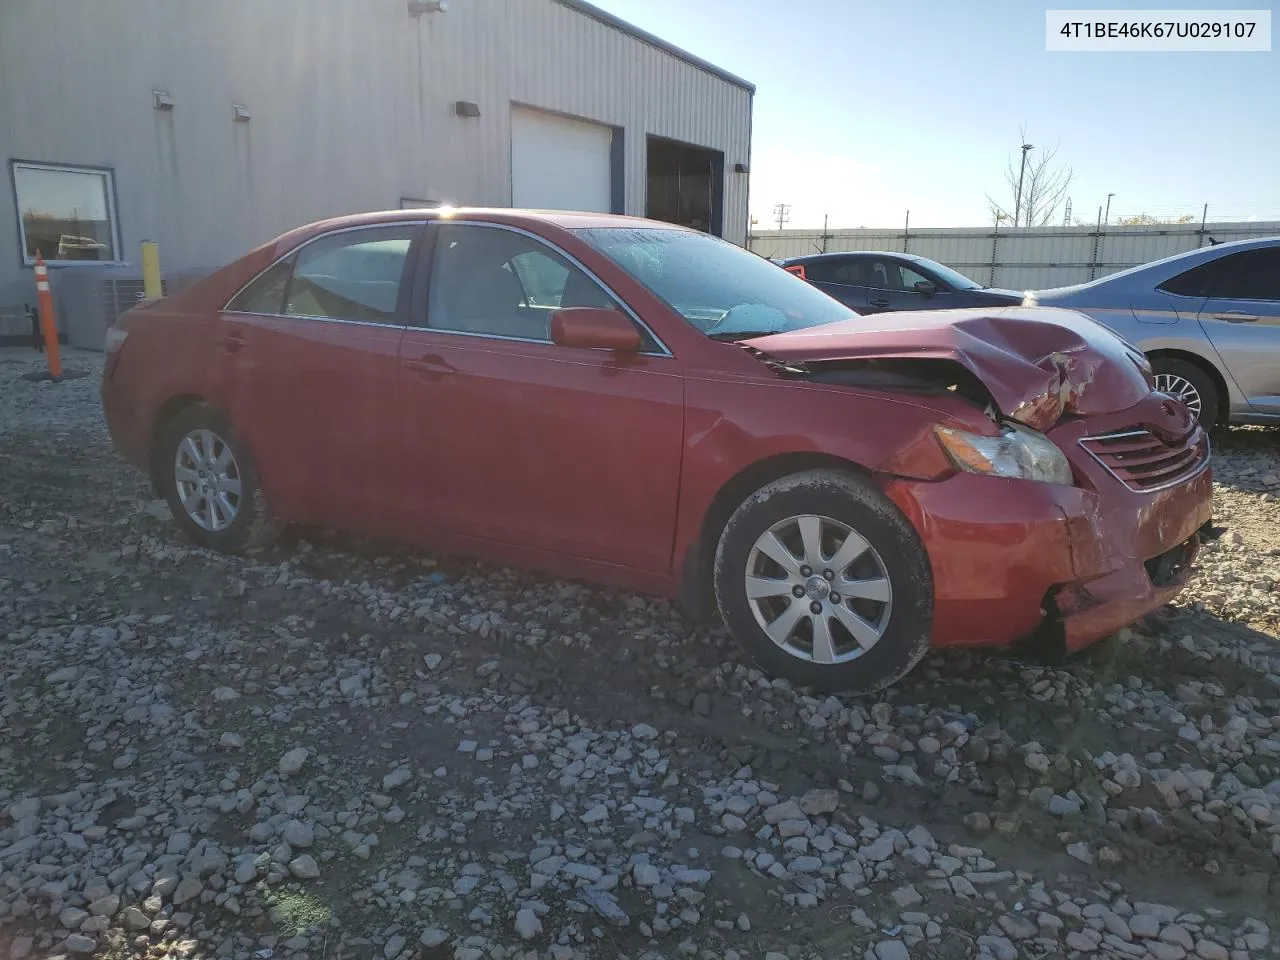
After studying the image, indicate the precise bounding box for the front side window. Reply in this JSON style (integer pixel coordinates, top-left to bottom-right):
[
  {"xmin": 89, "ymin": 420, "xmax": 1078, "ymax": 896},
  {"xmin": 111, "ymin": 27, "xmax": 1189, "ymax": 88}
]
[
  {"xmin": 427, "ymin": 223, "xmax": 647, "ymax": 344},
  {"xmin": 12, "ymin": 161, "xmax": 119, "ymax": 264},
  {"xmin": 226, "ymin": 258, "xmax": 293, "ymax": 314},
  {"xmin": 284, "ymin": 226, "xmax": 416, "ymax": 324},
  {"xmin": 898, "ymin": 264, "xmax": 931, "ymax": 290},
  {"xmin": 578, "ymin": 227, "xmax": 855, "ymax": 340}
]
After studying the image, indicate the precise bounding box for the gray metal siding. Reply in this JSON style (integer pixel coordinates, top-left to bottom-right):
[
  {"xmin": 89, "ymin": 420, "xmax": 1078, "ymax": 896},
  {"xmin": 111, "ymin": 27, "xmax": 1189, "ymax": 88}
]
[
  {"xmin": 751, "ymin": 221, "xmax": 1280, "ymax": 290},
  {"xmin": 0, "ymin": 0, "xmax": 752, "ymax": 315}
]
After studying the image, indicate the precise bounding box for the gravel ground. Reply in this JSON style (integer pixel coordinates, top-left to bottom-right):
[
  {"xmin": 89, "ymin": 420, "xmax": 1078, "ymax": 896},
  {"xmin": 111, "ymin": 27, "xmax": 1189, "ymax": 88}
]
[{"xmin": 1, "ymin": 346, "xmax": 1278, "ymax": 960}]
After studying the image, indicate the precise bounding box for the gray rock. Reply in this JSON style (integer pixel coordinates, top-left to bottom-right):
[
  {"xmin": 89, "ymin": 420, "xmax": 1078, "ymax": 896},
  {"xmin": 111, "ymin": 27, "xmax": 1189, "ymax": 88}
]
[
  {"xmin": 1194, "ymin": 940, "xmax": 1228, "ymax": 960},
  {"xmin": 633, "ymin": 863, "xmax": 661, "ymax": 886},
  {"xmin": 382, "ymin": 767, "xmax": 412, "ymax": 791},
  {"xmin": 763, "ymin": 799, "xmax": 805, "ymax": 823},
  {"xmin": 420, "ymin": 928, "xmax": 449, "ymax": 948},
  {"xmin": 63, "ymin": 935, "xmax": 96, "ymax": 955},
  {"xmin": 978, "ymin": 935, "xmax": 1018, "ymax": 960},
  {"xmin": 874, "ymin": 940, "xmax": 910, "ymax": 960},
  {"xmin": 278, "ymin": 747, "xmax": 309, "ymax": 777},
  {"xmin": 172, "ymin": 876, "xmax": 203, "ymax": 905},
  {"xmin": 289, "ymin": 854, "xmax": 320, "ymax": 879},
  {"xmin": 283, "ymin": 820, "xmax": 314, "ymax": 848},
  {"xmin": 384, "ymin": 934, "xmax": 406, "ymax": 959},
  {"xmin": 8, "ymin": 937, "xmax": 33, "ymax": 960},
  {"xmin": 799, "ymin": 789, "xmax": 839, "ymax": 816},
  {"xmin": 515, "ymin": 909, "xmax": 541, "ymax": 939}
]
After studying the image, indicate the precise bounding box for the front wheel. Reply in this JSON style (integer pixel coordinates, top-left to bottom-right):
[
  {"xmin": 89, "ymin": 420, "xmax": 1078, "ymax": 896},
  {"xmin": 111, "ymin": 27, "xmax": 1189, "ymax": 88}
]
[
  {"xmin": 712, "ymin": 469, "xmax": 933, "ymax": 695},
  {"xmin": 160, "ymin": 403, "xmax": 280, "ymax": 553}
]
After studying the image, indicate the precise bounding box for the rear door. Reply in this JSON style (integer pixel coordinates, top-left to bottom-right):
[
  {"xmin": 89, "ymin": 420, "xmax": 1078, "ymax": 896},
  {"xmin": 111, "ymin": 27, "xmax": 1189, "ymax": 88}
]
[
  {"xmin": 219, "ymin": 223, "xmax": 421, "ymax": 535},
  {"xmin": 1194, "ymin": 248, "xmax": 1280, "ymax": 416}
]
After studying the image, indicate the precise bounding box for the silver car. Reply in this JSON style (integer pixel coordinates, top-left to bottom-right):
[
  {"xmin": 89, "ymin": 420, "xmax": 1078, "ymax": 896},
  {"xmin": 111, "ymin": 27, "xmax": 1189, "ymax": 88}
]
[{"xmin": 1024, "ymin": 237, "xmax": 1280, "ymax": 427}]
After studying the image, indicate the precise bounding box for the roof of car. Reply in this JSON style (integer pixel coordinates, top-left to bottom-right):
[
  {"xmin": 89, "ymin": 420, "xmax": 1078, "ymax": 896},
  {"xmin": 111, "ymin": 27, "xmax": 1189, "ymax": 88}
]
[
  {"xmin": 783, "ymin": 251, "xmax": 919, "ymax": 264},
  {"xmin": 299, "ymin": 208, "xmax": 688, "ymax": 233}
]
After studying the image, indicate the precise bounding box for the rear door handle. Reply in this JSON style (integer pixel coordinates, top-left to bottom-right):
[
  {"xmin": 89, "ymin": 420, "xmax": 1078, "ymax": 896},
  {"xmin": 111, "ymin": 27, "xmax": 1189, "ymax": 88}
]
[
  {"xmin": 218, "ymin": 332, "xmax": 248, "ymax": 352},
  {"xmin": 870, "ymin": 298, "xmax": 890, "ymax": 308},
  {"xmin": 1213, "ymin": 311, "xmax": 1261, "ymax": 323},
  {"xmin": 402, "ymin": 354, "xmax": 456, "ymax": 378}
]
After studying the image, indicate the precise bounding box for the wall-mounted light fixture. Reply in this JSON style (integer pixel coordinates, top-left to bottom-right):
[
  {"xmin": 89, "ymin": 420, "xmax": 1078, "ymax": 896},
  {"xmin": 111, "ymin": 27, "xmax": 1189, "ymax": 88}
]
[
  {"xmin": 733, "ymin": 163, "xmax": 749, "ymax": 174},
  {"xmin": 408, "ymin": 0, "xmax": 448, "ymax": 15},
  {"xmin": 153, "ymin": 90, "xmax": 174, "ymax": 111},
  {"xmin": 454, "ymin": 100, "xmax": 481, "ymax": 119},
  {"xmin": 233, "ymin": 103, "xmax": 251, "ymax": 123}
]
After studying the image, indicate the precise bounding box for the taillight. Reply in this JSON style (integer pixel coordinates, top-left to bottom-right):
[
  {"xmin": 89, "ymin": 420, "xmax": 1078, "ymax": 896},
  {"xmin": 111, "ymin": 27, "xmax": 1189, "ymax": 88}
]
[{"xmin": 104, "ymin": 326, "xmax": 129, "ymax": 353}]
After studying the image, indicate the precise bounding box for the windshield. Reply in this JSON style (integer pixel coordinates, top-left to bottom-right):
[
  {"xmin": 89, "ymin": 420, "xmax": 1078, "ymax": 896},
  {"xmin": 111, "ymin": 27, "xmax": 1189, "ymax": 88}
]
[
  {"xmin": 921, "ymin": 258, "xmax": 983, "ymax": 291},
  {"xmin": 576, "ymin": 227, "xmax": 856, "ymax": 338}
]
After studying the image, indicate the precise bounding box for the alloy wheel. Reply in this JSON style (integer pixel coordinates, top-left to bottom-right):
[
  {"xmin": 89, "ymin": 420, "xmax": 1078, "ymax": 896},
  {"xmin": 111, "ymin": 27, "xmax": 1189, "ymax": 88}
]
[
  {"xmin": 744, "ymin": 514, "xmax": 893, "ymax": 664},
  {"xmin": 173, "ymin": 429, "xmax": 243, "ymax": 532},
  {"xmin": 1153, "ymin": 373, "xmax": 1202, "ymax": 418}
]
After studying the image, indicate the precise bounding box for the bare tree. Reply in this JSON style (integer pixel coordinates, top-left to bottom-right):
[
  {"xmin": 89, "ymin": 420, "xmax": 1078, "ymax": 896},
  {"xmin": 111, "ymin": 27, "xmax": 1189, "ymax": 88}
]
[{"xmin": 988, "ymin": 127, "xmax": 1073, "ymax": 227}]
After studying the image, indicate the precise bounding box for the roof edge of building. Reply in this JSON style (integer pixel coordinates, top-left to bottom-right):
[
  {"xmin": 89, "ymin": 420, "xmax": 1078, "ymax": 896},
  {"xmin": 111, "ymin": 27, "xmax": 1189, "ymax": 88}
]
[{"xmin": 553, "ymin": 0, "xmax": 756, "ymax": 94}]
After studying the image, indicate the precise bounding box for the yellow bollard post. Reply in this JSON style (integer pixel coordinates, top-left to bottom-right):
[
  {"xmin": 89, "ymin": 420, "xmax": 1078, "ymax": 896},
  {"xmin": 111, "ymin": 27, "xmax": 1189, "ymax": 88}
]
[{"xmin": 140, "ymin": 241, "xmax": 163, "ymax": 300}]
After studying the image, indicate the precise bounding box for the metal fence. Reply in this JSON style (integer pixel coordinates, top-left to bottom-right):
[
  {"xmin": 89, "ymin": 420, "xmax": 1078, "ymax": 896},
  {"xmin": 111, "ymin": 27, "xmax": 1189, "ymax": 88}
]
[{"xmin": 748, "ymin": 220, "xmax": 1280, "ymax": 290}]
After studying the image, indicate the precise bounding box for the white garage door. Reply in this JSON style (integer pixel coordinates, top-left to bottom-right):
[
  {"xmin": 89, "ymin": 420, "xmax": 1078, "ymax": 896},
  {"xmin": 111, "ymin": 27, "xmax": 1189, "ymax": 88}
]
[{"xmin": 511, "ymin": 107, "xmax": 613, "ymax": 214}]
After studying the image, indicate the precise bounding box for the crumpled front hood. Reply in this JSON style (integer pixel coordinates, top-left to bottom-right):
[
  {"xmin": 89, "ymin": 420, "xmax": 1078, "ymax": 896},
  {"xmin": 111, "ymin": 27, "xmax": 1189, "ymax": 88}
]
[{"xmin": 745, "ymin": 307, "xmax": 1154, "ymax": 432}]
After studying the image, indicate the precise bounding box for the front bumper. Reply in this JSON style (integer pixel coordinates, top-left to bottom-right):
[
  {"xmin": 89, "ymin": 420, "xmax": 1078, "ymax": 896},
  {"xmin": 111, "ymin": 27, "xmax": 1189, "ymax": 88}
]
[{"xmin": 884, "ymin": 415, "xmax": 1213, "ymax": 653}]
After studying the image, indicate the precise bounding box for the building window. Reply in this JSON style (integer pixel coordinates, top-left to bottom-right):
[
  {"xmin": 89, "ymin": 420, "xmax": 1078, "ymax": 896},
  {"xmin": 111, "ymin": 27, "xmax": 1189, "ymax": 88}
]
[{"xmin": 11, "ymin": 161, "xmax": 120, "ymax": 265}]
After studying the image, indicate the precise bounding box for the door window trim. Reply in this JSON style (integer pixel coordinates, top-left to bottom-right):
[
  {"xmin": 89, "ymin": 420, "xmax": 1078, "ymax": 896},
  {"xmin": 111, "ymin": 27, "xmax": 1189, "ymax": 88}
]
[
  {"xmin": 415, "ymin": 220, "xmax": 673, "ymax": 358},
  {"xmin": 221, "ymin": 221, "xmax": 424, "ymax": 329}
]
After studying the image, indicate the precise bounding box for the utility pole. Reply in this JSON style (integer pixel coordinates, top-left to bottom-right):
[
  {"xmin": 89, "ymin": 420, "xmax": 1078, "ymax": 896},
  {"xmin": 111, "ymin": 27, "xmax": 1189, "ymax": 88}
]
[
  {"xmin": 1014, "ymin": 142, "xmax": 1034, "ymax": 227},
  {"xmin": 821, "ymin": 213, "xmax": 829, "ymax": 253},
  {"xmin": 1103, "ymin": 193, "xmax": 1115, "ymax": 227},
  {"xmin": 772, "ymin": 203, "xmax": 791, "ymax": 231},
  {"xmin": 903, "ymin": 210, "xmax": 910, "ymax": 253}
]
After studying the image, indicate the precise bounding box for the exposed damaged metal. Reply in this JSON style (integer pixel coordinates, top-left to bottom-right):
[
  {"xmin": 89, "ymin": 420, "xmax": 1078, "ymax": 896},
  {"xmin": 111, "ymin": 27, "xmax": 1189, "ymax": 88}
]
[{"xmin": 745, "ymin": 307, "xmax": 1157, "ymax": 433}]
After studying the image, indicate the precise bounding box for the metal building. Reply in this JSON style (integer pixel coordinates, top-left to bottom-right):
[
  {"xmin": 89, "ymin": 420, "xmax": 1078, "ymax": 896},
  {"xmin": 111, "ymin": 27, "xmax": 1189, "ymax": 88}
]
[{"xmin": 0, "ymin": 0, "xmax": 754, "ymax": 341}]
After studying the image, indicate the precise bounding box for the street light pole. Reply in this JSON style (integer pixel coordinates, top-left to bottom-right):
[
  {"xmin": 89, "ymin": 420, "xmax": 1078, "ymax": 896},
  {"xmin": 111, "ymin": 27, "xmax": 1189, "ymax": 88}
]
[
  {"xmin": 1013, "ymin": 143, "xmax": 1034, "ymax": 227},
  {"xmin": 1103, "ymin": 192, "xmax": 1115, "ymax": 227}
]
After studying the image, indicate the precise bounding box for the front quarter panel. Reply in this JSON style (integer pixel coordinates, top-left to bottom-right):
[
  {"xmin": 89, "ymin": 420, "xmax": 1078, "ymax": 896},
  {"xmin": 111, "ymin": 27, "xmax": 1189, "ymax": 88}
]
[{"xmin": 672, "ymin": 371, "xmax": 985, "ymax": 571}]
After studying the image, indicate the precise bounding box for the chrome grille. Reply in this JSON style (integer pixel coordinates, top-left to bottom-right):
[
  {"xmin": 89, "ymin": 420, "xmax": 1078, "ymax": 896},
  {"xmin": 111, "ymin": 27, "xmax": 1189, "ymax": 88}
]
[{"xmin": 1078, "ymin": 427, "xmax": 1209, "ymax": 492}]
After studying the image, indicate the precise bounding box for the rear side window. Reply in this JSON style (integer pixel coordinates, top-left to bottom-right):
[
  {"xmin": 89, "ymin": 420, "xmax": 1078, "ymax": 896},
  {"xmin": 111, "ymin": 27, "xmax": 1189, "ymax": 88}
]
[
  {"xmin": 1205, "ymin": 249, "xmax": 1280, "ymax": 301},
  {"xmin": 1158, "ymin": 257, "xmax": 1232, "ymax": 297},
  {"xmin": 804, "ymin": 258, "xmax": 864, "ymax": 285},
  {"xmin": 226, "ymin": 258, "xmax": 292, "ymax": 314},
  {"xmin": 284, "ymin": 226, "xmax": 418, "ymax": 324}
]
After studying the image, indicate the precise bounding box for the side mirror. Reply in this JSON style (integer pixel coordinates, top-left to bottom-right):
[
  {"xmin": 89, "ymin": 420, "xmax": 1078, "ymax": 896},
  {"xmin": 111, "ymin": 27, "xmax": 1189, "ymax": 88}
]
[
  {"xmin": 913, "ymin": 280, "xmax": 938, "ymax": 297},
  {"xmin": 550, "ymin": 307, "xmax": 642, "ymax": 352}
]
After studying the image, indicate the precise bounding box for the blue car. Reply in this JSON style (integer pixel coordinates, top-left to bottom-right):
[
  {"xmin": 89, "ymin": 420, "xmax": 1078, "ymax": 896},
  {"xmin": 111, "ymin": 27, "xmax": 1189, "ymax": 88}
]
[{"xmin": 778, "ymin": 251, "xmax": 1023, "ymax": 314}]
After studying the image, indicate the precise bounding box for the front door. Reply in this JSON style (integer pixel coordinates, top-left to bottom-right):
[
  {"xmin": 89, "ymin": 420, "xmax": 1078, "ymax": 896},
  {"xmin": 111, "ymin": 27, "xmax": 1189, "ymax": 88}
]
[
  {"xmin": 863, "ymin": 258, "xmax": 940, "ymax": 313},
  {"xmin": 1193, "ymin": 247, "xmax": 1280, "ymax": 416},
  {"xmin": 218, "ymin": 223, "xmax": 420, "ymax": 535},
  {"xmin": 397, "ymin": 221, "xmax": 685, "ymax": 573}
]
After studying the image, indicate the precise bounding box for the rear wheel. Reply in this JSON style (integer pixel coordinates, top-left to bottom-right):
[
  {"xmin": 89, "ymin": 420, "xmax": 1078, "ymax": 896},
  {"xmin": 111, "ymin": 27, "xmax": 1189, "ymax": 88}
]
[
  {"xmin": 160, "ymin": 403, "xmax": 279, "ymax": 552},
  {"xmin": 713, "ymin": 469, "xmax": 933, "ymax": 694},
  {"xmin": 1150, "ymin": 357, "xmax": 1220, "ymax": 429}
]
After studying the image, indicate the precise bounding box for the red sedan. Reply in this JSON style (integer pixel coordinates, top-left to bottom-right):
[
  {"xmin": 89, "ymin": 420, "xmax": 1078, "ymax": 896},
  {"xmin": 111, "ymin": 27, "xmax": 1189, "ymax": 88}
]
[{"xmin": 102, "ymin": 209, "xmax": 1213, "ymax": 693}]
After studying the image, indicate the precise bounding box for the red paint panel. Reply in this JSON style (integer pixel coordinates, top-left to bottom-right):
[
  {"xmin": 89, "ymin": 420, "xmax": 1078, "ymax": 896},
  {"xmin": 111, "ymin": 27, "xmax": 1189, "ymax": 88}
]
[
  {"xmin": 396, "ymin": 330, "xmax": 684, "ymax": 573},
  {"xmin": 219, "ymin": 314, "xmax": 405, "ymax": 536}
]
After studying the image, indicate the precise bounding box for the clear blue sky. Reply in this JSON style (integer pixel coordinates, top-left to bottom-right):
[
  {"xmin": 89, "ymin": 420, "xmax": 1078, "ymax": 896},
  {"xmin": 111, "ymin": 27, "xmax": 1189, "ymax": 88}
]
[{"xmin": 592, "ymin": 0, "xmax": 1279, "ymax": 229}]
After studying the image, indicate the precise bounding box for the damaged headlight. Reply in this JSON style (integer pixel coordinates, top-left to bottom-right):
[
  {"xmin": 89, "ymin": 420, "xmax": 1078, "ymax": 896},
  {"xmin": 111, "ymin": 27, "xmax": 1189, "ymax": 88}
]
[{"xmin": 934, "ymin": 423, "xmax": 1074, "ymax": 485}]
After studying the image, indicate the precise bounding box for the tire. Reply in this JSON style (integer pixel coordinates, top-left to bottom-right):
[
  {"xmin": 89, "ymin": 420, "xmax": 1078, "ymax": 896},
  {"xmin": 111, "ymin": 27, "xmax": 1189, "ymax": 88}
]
[
  {"xmin": 160, "ymin": 403, "xmax": 280, "ymax": 553},
  {"xmin": 1150, "ymin": 357, "xmax": 1220, "ymax": 429},
  {"xmin": 712, "ymin": 469, "xmax": 933, "ymax": 695}
]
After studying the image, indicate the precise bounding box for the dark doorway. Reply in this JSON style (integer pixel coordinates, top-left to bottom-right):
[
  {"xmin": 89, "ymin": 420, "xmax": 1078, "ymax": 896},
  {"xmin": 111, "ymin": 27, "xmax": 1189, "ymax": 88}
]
[{"xmin": 646, "ymin": 136, "xmax": 723, "ymax": 237}]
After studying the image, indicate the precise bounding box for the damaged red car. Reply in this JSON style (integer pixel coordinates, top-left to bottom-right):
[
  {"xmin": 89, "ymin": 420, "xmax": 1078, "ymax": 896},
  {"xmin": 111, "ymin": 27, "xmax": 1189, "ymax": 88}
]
[{"xmin": 101, "ymin": 210, "xmax": 1213, "ymax": 693}]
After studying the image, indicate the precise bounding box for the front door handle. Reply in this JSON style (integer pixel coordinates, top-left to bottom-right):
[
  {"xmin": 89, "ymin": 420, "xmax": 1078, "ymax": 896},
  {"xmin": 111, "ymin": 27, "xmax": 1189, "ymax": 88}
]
[
  {"xmin": 1213, "ymin": 311, "xmax": 1261, "ymax": 323},
  {"xmin": 869, "ymin": 298, "xmax": 890, "ymax": 308},
  {"xmin": 402, "ymin": 354, "xmax": 456, "ymax": 378}
]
